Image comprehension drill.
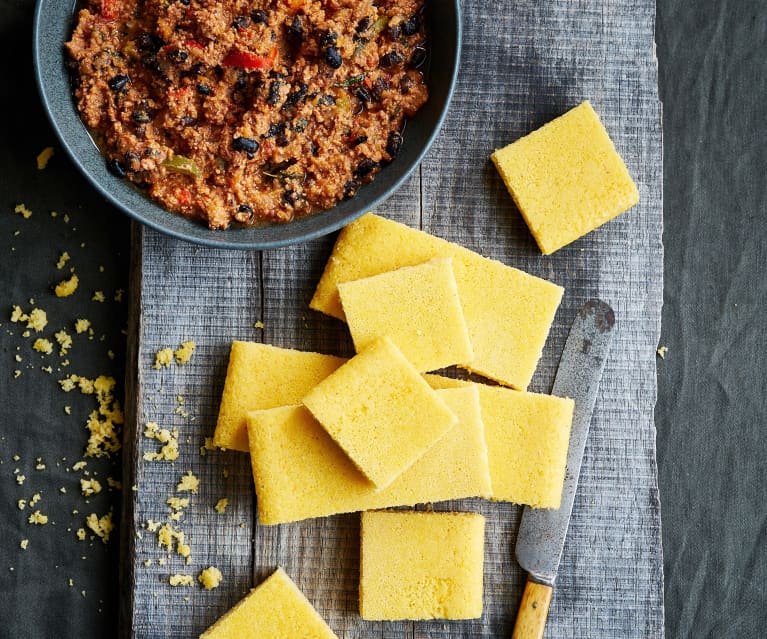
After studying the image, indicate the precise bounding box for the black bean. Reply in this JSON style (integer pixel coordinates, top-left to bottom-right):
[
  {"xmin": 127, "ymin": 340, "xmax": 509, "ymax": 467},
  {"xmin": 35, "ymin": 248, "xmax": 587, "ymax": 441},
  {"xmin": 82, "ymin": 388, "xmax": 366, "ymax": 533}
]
[
  {"xmin": 317, "ymin": 93, "xmax": 336, "ymax": 106},
  {"xmin": 106, "ymin": 158, "xmax": 126, "ymax": 178},
  {"xmin": 342, "ymin": 179, "xmax": 359, "ymax": 199},
  {"xmin": 319, "ymin": 30, "xmax": 338, "ymax": 47},
  {"xmin": 323, "ymin": 47, "xmax": 343, "ymax": 69},
  {"xmin": 388, "ymin": 24, "xmax": 401, "ymax": 41},
  {"xmin": 282, "ymin": 189, "xmax": 299, "ymax": 206},
  {"xmin": 167, "ymin": 49, "xmax": 188, "ymax": 64},
  {"xmin": 238, "ymin": 204, "xmax": 254, "ymax": 214},
  {"xmin": 283, "ymin": 83, "xmax": 308, "ymax": 107},
  {"xmin": 401, "ymin": 14, "xmax": 420, "ymax": 36},
  {"xmin": 353, "ymin": 158, "xmax": 377, "ymax": 179},
  {"xmin": 386, "ymin": 131, "xmax": 403, "ymax": 158},
  {"xmin": 350, "ymin": 135, "xmax": 368, "ymax": 148},
  {"xmin": 399, "ymin": 75, "xmax": 414, "ymax": 94},
  {"xmin": 131, "ymin": 109, "xmax": 152, "ymax": 123},
  {"xmin": 264, "ymin": 122, "xmax": 286, "ymax": 138},
  {"xmin": 356, "ymin": 16, "xmax": 372, "ymax": 33},
  {"xmin": 371, "ymin": 76, "xmax": 389, "ymax": 101},
  {"xmin": 379, "ymin": 51, "xmax": 404, "ymax": 68},
  {"xmin": 196, "ymin": 83, "xmax": 212, "ymax": 95},
  {"xmin": 287, "ymin": 15, "xmax": 303, "ymax": 40},
  {"xmin": 234, "ymin": 76, "xmax": 247, "ymax": 90},
  {"xmin": 136, "ymin": 32, "xmax": 164, "ymax": 52},
  {"xmin": 180, "ymin": 116, "xmax": 197, "ymax": 127},
  {"xmin": 354, "ymin": 87, "xmax": 371, "ymax": 104},
  {"xmin": 275, "ymin": 134, "xmax": 289, "ymax": 147},
  {"xmin": 178, "ymin": 0, "xmax": 189, "ymax": 5},
  {"xmin": 267, "ymin": 80, "xmax": 282, "ymax": 105},
  {"xmin": 310, "ymin": 141, "xmax": 319, "ymax": 156},
  {"xmin": 232, "ymin": 136, "xmax": 259, "ymax": 155},
  {"xmin": 108, "ymin": 74, "xmax": 130, "ymax": 91},
  {"xmin": 232, "ymin": 16, "xmax": 249, "ymax": 29},
  {"xmin": 409, "ymin": 46, "xmax": 427, "ymax": 69},
  {"xmin": 250, "ymin": 9, "xmax": 268, "ymax": 24}
]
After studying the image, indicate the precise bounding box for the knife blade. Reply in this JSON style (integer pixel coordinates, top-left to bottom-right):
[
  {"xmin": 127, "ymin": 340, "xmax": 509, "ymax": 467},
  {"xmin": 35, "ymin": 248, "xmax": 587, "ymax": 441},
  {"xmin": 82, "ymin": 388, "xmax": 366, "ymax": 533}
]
[{"xmin": 511, "ymin": 299, "xmax": 615, "ymax": 639}]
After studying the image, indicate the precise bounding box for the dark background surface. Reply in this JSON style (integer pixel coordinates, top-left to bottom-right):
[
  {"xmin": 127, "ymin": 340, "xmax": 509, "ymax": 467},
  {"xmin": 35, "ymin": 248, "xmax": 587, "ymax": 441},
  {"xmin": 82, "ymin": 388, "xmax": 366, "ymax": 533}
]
[{"xmin": 0, "ymin": 0, "xmax": 764, "ymax": 637}]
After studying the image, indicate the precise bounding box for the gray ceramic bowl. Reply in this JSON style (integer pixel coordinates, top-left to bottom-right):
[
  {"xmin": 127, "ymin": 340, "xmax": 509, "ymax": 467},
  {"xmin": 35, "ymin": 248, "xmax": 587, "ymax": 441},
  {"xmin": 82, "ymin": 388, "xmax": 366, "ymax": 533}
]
[{"xmin": 33, "ymin": 1, "xmax": 461, "ymax": 250}]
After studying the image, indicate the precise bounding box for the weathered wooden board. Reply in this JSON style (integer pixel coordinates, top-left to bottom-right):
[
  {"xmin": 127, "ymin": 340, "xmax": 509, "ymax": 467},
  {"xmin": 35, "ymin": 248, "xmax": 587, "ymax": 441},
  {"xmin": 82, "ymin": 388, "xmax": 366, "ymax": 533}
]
[{"xmin": 122, "ymin": 1, "xmax": 664, "ymax": 637}]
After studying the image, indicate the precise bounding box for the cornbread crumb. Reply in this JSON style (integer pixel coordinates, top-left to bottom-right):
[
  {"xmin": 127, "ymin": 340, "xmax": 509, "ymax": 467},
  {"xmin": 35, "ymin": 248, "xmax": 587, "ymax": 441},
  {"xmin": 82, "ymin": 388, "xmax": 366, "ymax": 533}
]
[
  {"xmin": 76, "ymin": 528, "xmax": 86, "ymax": 541},
  {"xmin": 72, "ymin": 461, "xmax": 87, "ymax": 471},
  {"xmin": 64, "ymin": 406, "xmax": 72, "ymax": 415},
  {"xmin": 107, "ymin": 477, "xmax": 121, "ymax": 490},
  {"xmin": 86, "ymin": 512, "xmax": 113, "ymax": 543},
  {"xmin": 56, "ymin": 252, "xmax": 70, "ymax": 270},
  {"xmin": 16, "ymin": 474, "xmax": 25, "ymax": 485},
  {"xmin": 166, "ymin": 497, "xmax": 190, "ymax": 512},
  {"xmin": 13, "ymin": 370, "xmax": 21, "ymax": 379},
  {"xmin": 28, "ymin": 510, "xmax": 48, "ymax": 525},
  {"xmin": 30, "ymin": 493, "xmax": 41, "ymax": 507},
  {"xmin": 153, "ymin": 348, "xmax": 173, "ymax": 369},
  {"xmin": 14, "ymin": 203, "xmax": 33, "ymax": 219},
  {"xmin": 60, "ymin": 487, "xmax": 67, "ymax": 494},
  {"xmin": 17, "ymin": 499, "xmax": 26, "ymax": 510},
  {"xmin": 80, "ymin": 478, "xmax": 102, "ymax": 497},
  {"xmin": 157, "ymin": 524, "xmax": 191, "ymax": 557},
  {"xmin": 114, "ymin": 289, "xmax": 124, "ymax": 302},
  {"xmin": 200, "ymin": 437, "xmax": 216, "ymax": 456},
  {"xmin": 214, "ymin": 498, "xmax": 228, "ymax": 514},
  {"xmin": 174, "ymin": 341, "xmax": 196, "ymax": 364},
  {"xmin": 92, "ymin": 291, "xmax": 106, "ymax": 303},
  {"xmin": 143, "ymin": 559, "xmax": 152, "ymax": 567},
  {"xmin": 254, "ymin": 320, "xmax": 265, "ymax": 329},
  {"xmin": 143, "ymin": 422, "xmax": 179, "ymax": 461},
  {"xmin": 176, "ymin": 472, "xmax": 199, "ymax": 494},
  {"xmin": 55, "ymin": 275, "xmax": 79, "ymax": 298},
  {"xmin": 55, "ymin": 329, "xmax": 73, "ymax": 355},
  {"xmin": 36, "ymin": 147, "xmax": 55, "ymax": 169},
  {"xmin": 11, "ymin": 306, "xmax": 48, "ymax": 332},
  {"xmin": 74, "ymin": 319, "xmax": 91, "ymax": 334},
  {"xmin": 20, "ymin": 539, "xmax": 29, "ymax": 550},
  {"xmin": 33, "ymin": 338, "xmax": 54, "ymax": 355},
  {"xmin": 169, "ymin": 574, "xmax": 194, "ymax": 587},
  {"xmin": 657, "ymin": 345, "xmax": 668, "ymax": 359},
  {"xmin": 35, "ymin": 462, "xmax": 46, "ymax": 470},
  {"xmin": 198, "ymin": 567, "xmax": 223, "ymax": 590}
]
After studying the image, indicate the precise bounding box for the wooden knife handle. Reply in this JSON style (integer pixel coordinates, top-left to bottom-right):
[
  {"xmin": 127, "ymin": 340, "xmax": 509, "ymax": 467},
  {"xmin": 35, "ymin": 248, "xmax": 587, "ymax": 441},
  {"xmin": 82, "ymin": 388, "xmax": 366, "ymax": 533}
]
[{"xmin": 511, "ymin": 577, "xmax": 553, "ymax": 639}]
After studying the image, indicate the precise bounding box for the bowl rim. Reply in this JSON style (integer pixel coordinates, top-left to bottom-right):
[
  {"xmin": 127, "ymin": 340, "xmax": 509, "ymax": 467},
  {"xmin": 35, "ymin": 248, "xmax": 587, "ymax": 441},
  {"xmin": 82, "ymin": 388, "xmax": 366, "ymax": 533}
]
[{"xmin": 32, "ymin": 0, "xmax": 462, "ymax": 250}]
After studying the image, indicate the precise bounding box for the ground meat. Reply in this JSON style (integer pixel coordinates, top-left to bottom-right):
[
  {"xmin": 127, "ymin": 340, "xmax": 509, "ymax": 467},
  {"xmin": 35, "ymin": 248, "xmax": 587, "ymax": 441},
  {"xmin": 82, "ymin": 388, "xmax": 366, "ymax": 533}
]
[{"xmin": 65, "ymin": 0, "xmax": 429, "ymax": 229}]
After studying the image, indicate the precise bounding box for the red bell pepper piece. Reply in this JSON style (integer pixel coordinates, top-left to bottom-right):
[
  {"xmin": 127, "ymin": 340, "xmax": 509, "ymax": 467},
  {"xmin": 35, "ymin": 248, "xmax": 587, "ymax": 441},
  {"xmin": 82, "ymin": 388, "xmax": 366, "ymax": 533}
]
[{"xmin": 222, "ymin": 46, "xmax": 278, "ymax": 70}]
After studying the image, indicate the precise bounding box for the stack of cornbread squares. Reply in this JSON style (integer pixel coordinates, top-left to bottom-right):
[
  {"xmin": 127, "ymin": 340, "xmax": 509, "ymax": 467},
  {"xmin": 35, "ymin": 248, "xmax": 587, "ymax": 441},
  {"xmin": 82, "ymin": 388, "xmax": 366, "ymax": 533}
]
[
  {"xmin": 206, "ymin": 213, "xmax": 574, "ymax": 630},
  {"xmin": 201, "ymin": 102, "xmax": 638, "ymax": 634}
]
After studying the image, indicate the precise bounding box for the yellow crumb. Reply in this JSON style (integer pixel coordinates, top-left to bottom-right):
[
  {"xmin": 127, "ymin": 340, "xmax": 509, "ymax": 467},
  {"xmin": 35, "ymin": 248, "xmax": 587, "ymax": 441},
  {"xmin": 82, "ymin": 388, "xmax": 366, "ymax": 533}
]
[
  {"xmin": 14, "ymin": 204, "xmax": 32, "ymax": 219},
  {"xmin": 199, "ymin": 437, "xmax": 217, "ymax": 456},
  {"xmin": 76, "ymin": 528, "xmax": 86, "ymax": 541},
  {"xmin": 30, "ymin": 493, "xmax": 41, "ymax": 507},
  {"xmin": 72, "ymin": 460, "xmax": 87, "ymax": 471},
  {"xmin": 55, "ymin": 330, "xmax": 73, "ymax": 355},
  {"xmin": 153, "ymin": 348, "xmax": 173, "ymax": 369},
  {"xmin": 114, "ymin": 289, "xmax": 124, "ymax": 302},
  {"xmin": 17, "ymin": 499, "xmax": 26, "ymax": 510},
  {"xmin": 55, "ymin": 275, "xmax": 79, "ymax": 298},
  {"xmin": 28, "ymin": 510, "xmax": 48, "ymax": 525},
  {"xmin": 657, "ymin": 345, "xmax": 668, "ymax": 359},
  {"xmin": 36, "ymin": 147, "xmax": 55, "ymax": 170},
  {"xmin": 85, "ymin": 512, "xmax": 113, "ymax": 543},
  {"xmin": 59, "ymin": 376, "xmax": 122, "ymax": 458},
  {"xmin": 35, "ymin": 462, "xmax": 46, "ymax": 470},
  {"xmin": 56, "ymin": 252, "xmax": 70, "ymax": 270},
  {"xmin": 107, "ymin": 350, "xmax": 115, "ymax": 360},
  {"xmin": 59, "ymin": 487, "xmax": 67, "ymax": 494},
  {"xmin": 80, "ymin": 478, "xmax": 102, "ymax": 497},
  {"xmin": 254, "ymin": 320, "xmax": 265, "ymax": 329},
  {"xmin": 64, "ymin": 406, "xmax": 72, "ymax": 415},
  {"xmin": 157, "ymin": 524, "xmax": 191, "ymax": 557},
  {"xmin": 143, "ymin": 422, "xmax": 179, "ymax": 461},
  {"xmin": 91, "ymin": 291, "xmax": 106, "ymax": 303},
  {"xmin": 16, "ymin": 474, "xmax": 25, "ymax": 485},
  {"xmin": 20, "ymin": 539, "xmax": 29, "ymax": 550},
  {"xmin": 166, "ymin": 497, "xmax": 190, "ymax": 512},
  {"xmin": 74, "ymin": 319, "xmax": 91, "ymax": 334},
  {"xmin": 176, "ymin": 472, "xmax": 199, "ymax": 494},
  {"xmin": 13, "ymin": 370, "xmax": 22, "ymax": 379},
  {"xmin": 143, "ymin": 559, "xmax": 152, "ymax": 567},
  {"xmin": 174, "ymin": 341, "xmax": 197, "ymax": 365},
  {"xmin": 107, "ymin": 477, "xmax": 121, "ymax": 490},
  {"xmin": 14, "ymin": 354, "xmax": 22, "ymax": 362},
  {"xmin": 169, "ymin": 574, "xmax": 194, "ymax": 587},
  {"xmin": 198, "ymin": 567, "xmax": 223, "ymax": 590},
  {"xmin": 33, "ymin": 338, "xmax": 54, "ymax": 355},
  {"xmin": 11, "ymin": 306, "xmax": 48, "ymax": 332},
  {"xmin": 214, "ymin": 498, "xmax": 228, "ymax": 514}
]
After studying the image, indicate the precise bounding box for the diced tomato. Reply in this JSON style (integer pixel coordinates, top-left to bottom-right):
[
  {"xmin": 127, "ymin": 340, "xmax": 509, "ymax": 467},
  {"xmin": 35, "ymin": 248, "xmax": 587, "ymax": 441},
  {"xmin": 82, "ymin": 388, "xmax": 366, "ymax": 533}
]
[
  {"xmin": 167, "ymin": 86, "xmax": 190, "ymax": 100},
  {"xmin": 176, "ymin": 187, "xmax": 192, "ymax": 208},
  {"xmin": 222, "ymin": 46, "xmax": 278, "ymax": 70},
  {"xmin": 100, "ymin": 0, "xmax": 119, "ymax": 20},
  {"xmin": 184, "ymin": 40, "xmax": 204, "ymax": 50}
]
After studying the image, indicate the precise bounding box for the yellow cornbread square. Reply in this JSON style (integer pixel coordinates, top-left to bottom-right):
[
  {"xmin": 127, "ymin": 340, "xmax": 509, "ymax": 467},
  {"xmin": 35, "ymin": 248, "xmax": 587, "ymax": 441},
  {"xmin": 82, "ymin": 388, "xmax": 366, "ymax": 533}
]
[
  {"xmin": 338, "ymin": 258, "xmax": 473, "ymax": 372},
  {"xmin": 309, "ymin": 213, "xmax": 563, "ymax": 390},
  {"xmin": 247, "ymin": 387, "xmax": 491, "ymax": 524},
  {"xmin": 214, "ymin": 341, "xmax": 345, "ymax": 452},
  {"xmin": 200, "ymin": 567, "xmax": 338, "ymax": 639},
  {"xmin": 302, "ymin": 338, "xmax": 457, "ymax": 489},
  {"xmin": 491, "ymin": 101, "xmax": 639, "ymax": 255},
  {"xmin": 360, "ymin": 510, "xmax": 485, "ymax": 620},
  {"xmin": 427, "ymin": 376, "xmax": 573, "ymax": 508}
]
